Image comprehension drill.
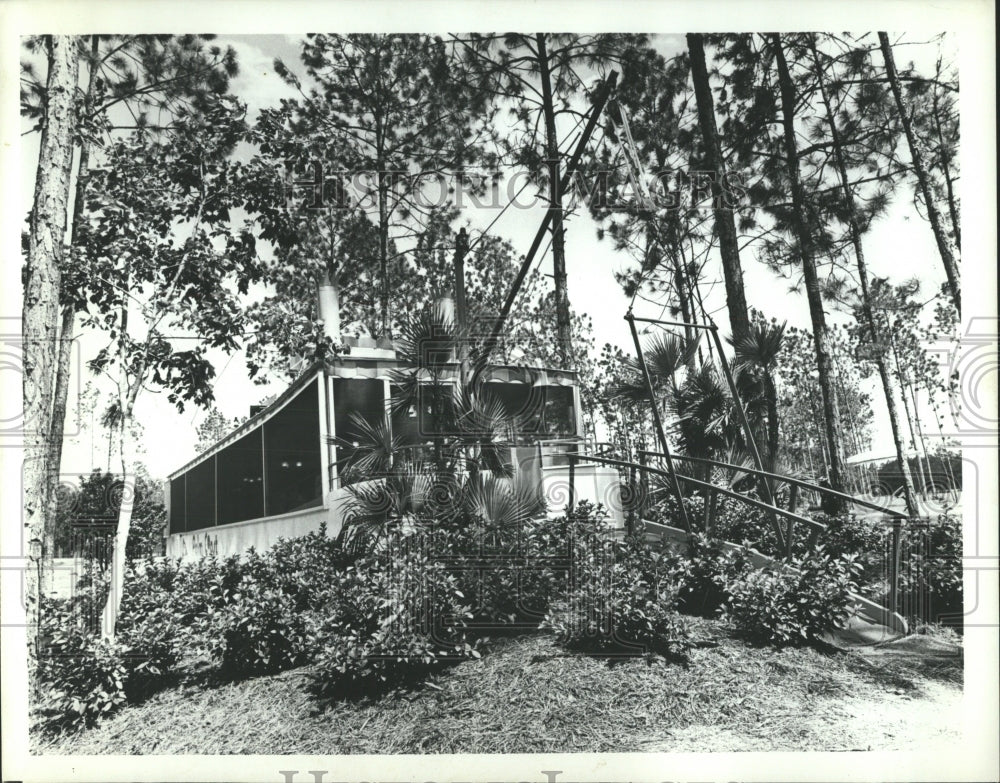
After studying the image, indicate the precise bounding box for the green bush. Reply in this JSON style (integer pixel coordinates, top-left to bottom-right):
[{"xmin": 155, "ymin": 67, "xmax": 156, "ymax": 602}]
[
  {"xmin": 660, "ymin": 533, "xmax": 753, "ymax": 618},
  {"xmin": 723, "ymin": 549, "xmax": 862, "ymax": 646},
  {"xmin": 186, "ymin": 530, "xmax": 350, "ymax": 677},
  {"xmin": 117, "ymin": 559, "xmax": 184, "ymax": 695},
  {"xmin": 541, "ymin": 522, "xmax": 692, "ymax": 659},
  {"xmin": 207, "ymin": 574, "xmax": 310, "ymax": 676},
  {"xmin": 897, "ymin": 513, "xmax": 963, "ymax": 625},
  {"xmin": 440, "ymin": 503, "xmax": 606, "ymax": 627},
  {"xmin": 307, "ymin": 535, "xmax": 477, "ymax": 697},
  {"xmin": 257, "ymin": 525, "xmax": 353, "ymax": 613},
  {"xmin": 36, "ymin": 598, "xmax": 128, "ymax": 732}
]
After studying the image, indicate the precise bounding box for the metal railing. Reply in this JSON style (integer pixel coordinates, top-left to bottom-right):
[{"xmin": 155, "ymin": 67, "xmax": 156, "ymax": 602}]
[{"xmin": 559, "ymin": 447, "xmax": 924, "ymax": 621}]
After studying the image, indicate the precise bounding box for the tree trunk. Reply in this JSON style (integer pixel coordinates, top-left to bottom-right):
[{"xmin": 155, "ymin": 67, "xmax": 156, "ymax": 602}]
[
  {"xmin": 887, "ymin": 335, "xmax": 926, "ymax": 497},
  {"xmin": 23, "ymin": 35, "xmax": 79, "ymax": 671},
  {"xmin": 764, "ymin": 373, "xmax": 780, "ymax": 469},
  {"xmin": 101, "ymin": 413, "xmax": 137, "ymax": 640},
  {"xmin": 878, "ymin": 32, "xmax": 960, "ymax": 311},
  {"xmin": 45, "ymin": 36, "xmax": 102, "ymax": 589},
  {"xmin": 663, "ymin": 217, "xmax": 701, "ymax": 371},
  {"xmin": 536, "ymin": 33, "xmax": 573, "ymax": 369},
  {"xmin": 809, "ymin": 36, "xmax": 919, "ymax": 517},
  {"xmin": 908, "ymin": 381, "xmax": 936, "ymax": 495},
  {"xmin": 930, "ymin": 68, "xmax": 961, "ymax": 250},
  {"xmin": 686, "ymin": 33, "xmax": 751, "ymax": 345},
  {"xmin": 44, "ymin": 306, "xmax": 75, "ymax": 579},
  {"xmin": 771, "ymin": 34, "xmax": 847, "ymax": 510},
  {"xmin": 377, "ymin": 165, "xmax": 390, "ymax": 338}
]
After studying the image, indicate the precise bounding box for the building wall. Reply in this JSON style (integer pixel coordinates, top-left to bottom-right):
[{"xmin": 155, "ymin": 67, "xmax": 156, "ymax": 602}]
[{"xmin": 165, "ymin": 488, "xmax": 353, "ymax": 561}]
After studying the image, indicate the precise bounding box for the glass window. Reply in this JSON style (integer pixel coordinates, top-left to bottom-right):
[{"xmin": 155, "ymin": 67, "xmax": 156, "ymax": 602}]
[
  {"xmin": 540, "ymin": 386, "xmax": 576, "ymax": 436},
  {"xmin": 185, "ymin": 456, "xmax": 216, "ymax": 531},
  {"xmin": 169, "ymin": 476, "xmax": 186, "ymax": 534},
  {"xmin": 484, "ymin": 381, "xmax": 543, "ymax": 435},
  {"xmin": 217, "ymin": 428, "xmax": 265, "ymax": 525},
  {"xmin": 265, "ymin": 379, "xmax": 323, "ymax": 515},
  {"xmin": 334, "ymin": 378, "xmax": 387, "ymax": 480}
]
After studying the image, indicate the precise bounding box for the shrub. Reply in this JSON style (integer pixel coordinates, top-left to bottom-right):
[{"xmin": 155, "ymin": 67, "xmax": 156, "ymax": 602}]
[
  {"xmin": 542, "ymin": 525, "xmax": 692, "ymax": 660},
  {"xmin": 259, "ymin": 525, "xmax": 354, "ymax": 613},
  {"xmin": 35, "ymin": 598, "xmax": 128, "ymax": 732},
  {"xmin": 117, "ymin": 559, "xmax": 183, "ymax": 686},
  {"xmin": 447, "ymin": 503, "xmax": 604, "ymax": 627},
  {"xmin": 660, "ymin": 533, "xmax": 753, "ymax": 618},
  {"xmin": 897, "ymin": 513, "xmax": 963, "ymax": 626},
  {"xmin": 723, "ymin": 549, "xmax": 862, "ymax": 646},
  {"xmin": 172, "ymin": 553, "xmax": 245, "ymax": 628},
  {"xmin": 307, "ymin": 534, "xmax": 477, "ymax": 697},
  {"xmin": 188, "ymin": 531, "xmax": 351, "ymax": 677},
  {"xmin": 207, "ymin": 575, "xmax": 310, "ymax": 676}
]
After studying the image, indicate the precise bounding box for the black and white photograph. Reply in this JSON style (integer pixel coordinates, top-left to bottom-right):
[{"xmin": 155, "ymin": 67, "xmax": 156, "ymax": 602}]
[{"xmin": 1, "ymin": 1, "xmax": 996, "ymax": 781}]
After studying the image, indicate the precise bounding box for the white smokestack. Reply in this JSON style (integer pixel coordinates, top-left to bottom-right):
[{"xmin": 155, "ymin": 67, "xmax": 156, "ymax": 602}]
[
  {"xmin": 435, "ymin": 295, "xmax": 455, "ymax": 324},
  {"xmin": 318, "ymin": 271, "xmax": 341, "ymax": 344}
]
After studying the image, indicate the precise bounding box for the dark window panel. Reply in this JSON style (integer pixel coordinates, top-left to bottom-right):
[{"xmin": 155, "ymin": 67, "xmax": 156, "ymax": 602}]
[
  {"xmin": 185, "ymin": 456, "xmax": 216, "ymax": 531},
  {"xmin": 265, "ymin": 378, "xmax": 323, "ymax": 515},
  {"xmin": 169, "ymin": 476, "xmax": 186, "ymax": 534},
  {"xmin": 541, "ymin": 386, "xmax": 577, "ymax": 436},
  {"xmin": 217, "ymin": 428, "xmax": 265, "ymax": 525},
  {"xmin": 334, "ymin": 378, "xmax": 387, "ymax": 483}
]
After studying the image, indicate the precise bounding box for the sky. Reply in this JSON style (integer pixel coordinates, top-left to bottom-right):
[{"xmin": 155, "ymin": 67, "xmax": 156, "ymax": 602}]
[{"xmin": 14, "ymin": 32, "xmax": 959, "ymax": 482}]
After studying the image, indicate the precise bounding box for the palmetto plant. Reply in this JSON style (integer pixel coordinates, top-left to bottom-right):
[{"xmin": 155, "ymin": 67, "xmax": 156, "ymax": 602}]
[
  {"xmin": 336, "ymin": 299, "xmax": 548, "ymax": 552},
  {"xmin": 731, "ymin": 318, "xmax": 788, "ymax": 469},
  {"xmin": 609, "ymin": 330, "xmax": 770, "ymax": 478}
]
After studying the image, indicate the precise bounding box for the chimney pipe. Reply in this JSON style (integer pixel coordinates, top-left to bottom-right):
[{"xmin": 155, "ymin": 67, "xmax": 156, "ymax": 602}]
[
  {"xmin": 454, "ymin": 227, "xmax": 468, "ymax": 334},
  {"xmin": 317, "ymin": 271, "xmax": 341, "ymax": 345},
  {"xmin": 453, "ymin": 228, "xmax": 470, "ymax": 386}
]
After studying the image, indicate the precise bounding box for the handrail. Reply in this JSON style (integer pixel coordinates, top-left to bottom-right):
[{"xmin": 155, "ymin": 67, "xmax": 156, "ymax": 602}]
[
  {"xmin": 639, "ymin": 450, "xmax": 911, "ymax": 520},
  {"xmin": 566, "ymin": 451, "xmax": 827, "ymax": 533}
]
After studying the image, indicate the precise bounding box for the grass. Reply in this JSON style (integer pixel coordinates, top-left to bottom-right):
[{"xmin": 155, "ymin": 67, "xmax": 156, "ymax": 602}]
[{"xmin": 31, "ymin": 618, "xmax": 962, "ymax": 755}]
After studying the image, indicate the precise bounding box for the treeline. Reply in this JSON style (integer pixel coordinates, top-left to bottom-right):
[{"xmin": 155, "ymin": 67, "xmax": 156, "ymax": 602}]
[{"xmin": 22, "ymin": 32, "xmax": 959, "ymax": 660}]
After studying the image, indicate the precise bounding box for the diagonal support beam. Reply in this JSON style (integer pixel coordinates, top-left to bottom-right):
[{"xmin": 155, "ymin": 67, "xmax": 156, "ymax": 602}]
[{"xmin": 626, "ymin": 311, "xmax": 692, "ymax": 534}]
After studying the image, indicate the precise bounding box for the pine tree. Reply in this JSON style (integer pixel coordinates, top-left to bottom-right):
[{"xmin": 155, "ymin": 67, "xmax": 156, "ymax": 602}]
[
  {"xmin": 878, "ymin": 32, "xmax": 960, "ymax": 311},
  {"xmin": 22, "ymin": 34, "xmax": 79, "ymax": 673},
  {"xmin": 808, "ymin": 35, "xmax": 919, "ymax": 517},
  {"xmin": 771, "ymin": 34, "xmax": 848, "ymax": 508}
]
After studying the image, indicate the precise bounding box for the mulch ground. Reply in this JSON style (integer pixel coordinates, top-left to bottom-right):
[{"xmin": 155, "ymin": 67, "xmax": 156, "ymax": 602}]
[{"xmin": 31, "ymin": 618, "xmax": 962, "ymax": 755}]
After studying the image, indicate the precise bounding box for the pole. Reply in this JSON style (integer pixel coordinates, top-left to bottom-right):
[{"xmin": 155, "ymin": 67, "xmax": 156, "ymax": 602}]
[
  {"xmin": 474, "ymin": 71, "xmax": 619, "ymax": 377},
  {"xmin": 708, "ymin": 322, "xmax": 786, "ymax": 551},
  {"xmin": 453, "ymin": 227, "xmax": 470, "ymax": 390},
  {"xmin": 626, "ymin": 311, "xmax": 691, "ymax": 534}
]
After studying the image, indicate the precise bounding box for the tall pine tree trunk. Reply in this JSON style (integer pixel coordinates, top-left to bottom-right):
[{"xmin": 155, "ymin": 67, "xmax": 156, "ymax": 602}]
[
  {"xmin": 771, "ymin": 34, "xmax": 847, "ymax": 509},
  {"xmin": 376, "ymin": 163, "xmax": 390, "ymax": 338},
  {"xmin": 536, "ymin": 34, "xmax": 573, "ymax": 369},
  {"xmin": 686, "ymin": 33, "xmax": 751, "ymax": 345},
  {"xmin": 23, "ymin": 35, "xmax": 79, "ymax": 670},
  {"xmin": 46, "ymin": 36, "xmax": 102, "ymax": 584},
  {"xmin": 879, "ymin": 32, "xmax": 961, "ymax": 311},
  {"xmin": 810, "ymin": 37, "xmax": 919, "ymax": 517},
  {"xmin": 930, "ymin": 68, "xmax": 961, "ymax": 250}
]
